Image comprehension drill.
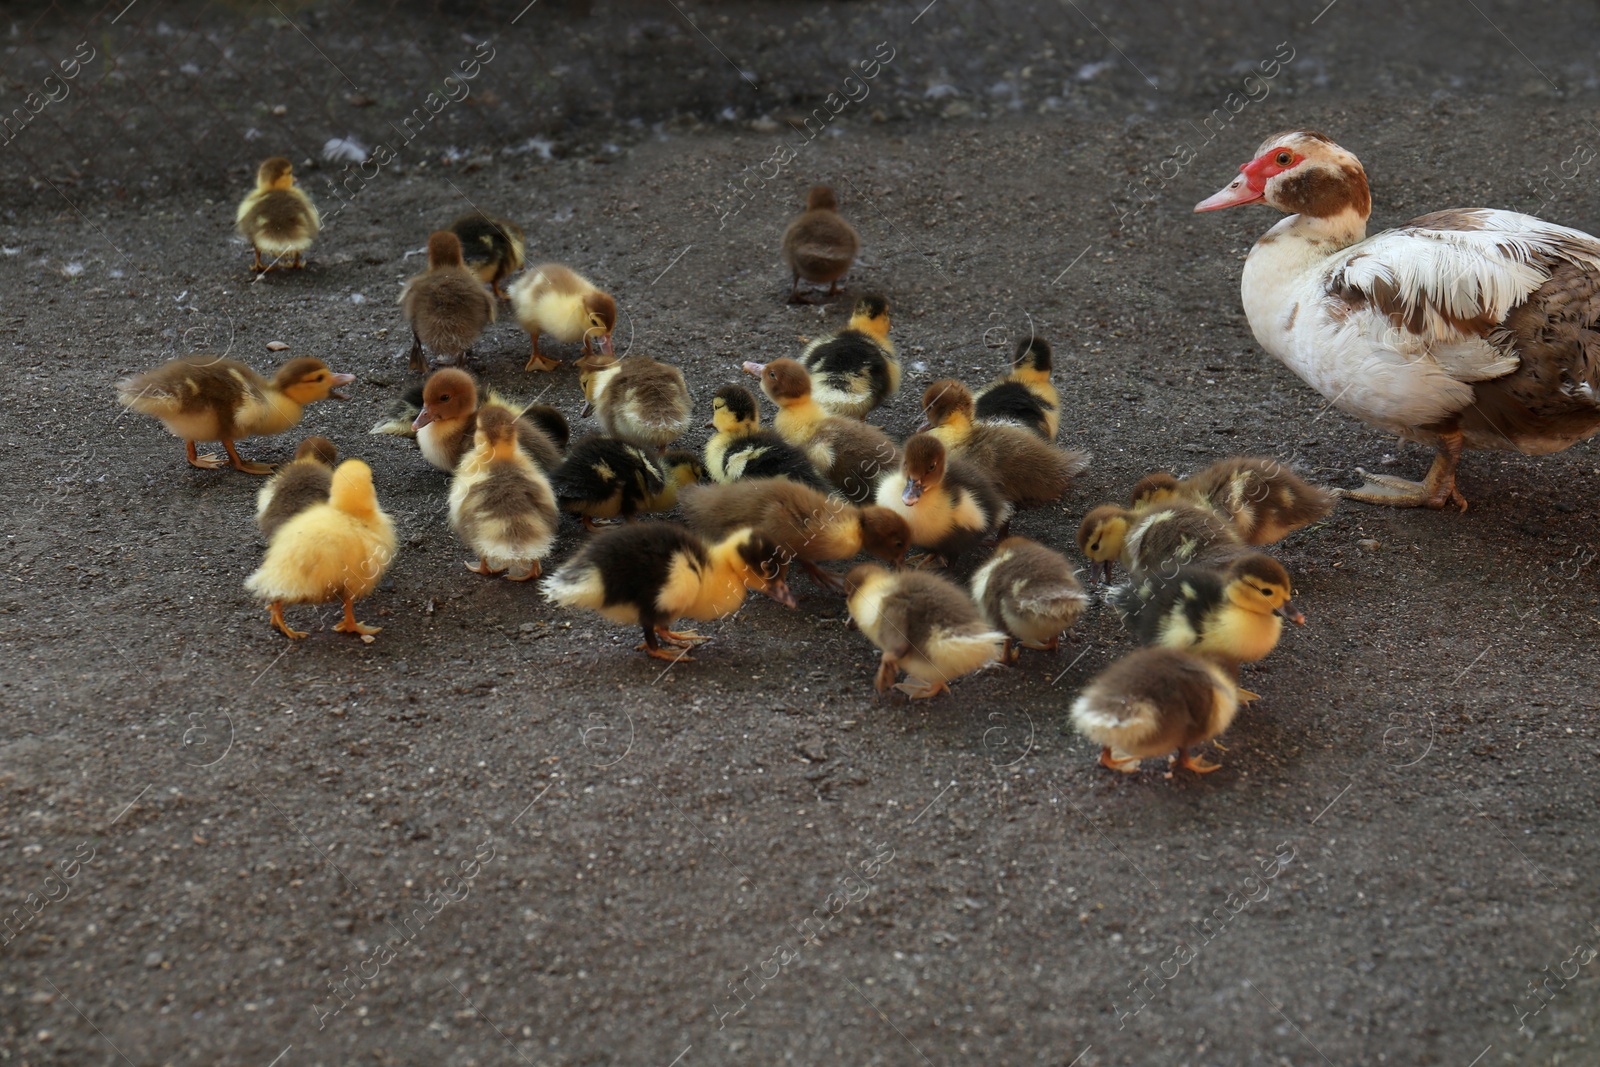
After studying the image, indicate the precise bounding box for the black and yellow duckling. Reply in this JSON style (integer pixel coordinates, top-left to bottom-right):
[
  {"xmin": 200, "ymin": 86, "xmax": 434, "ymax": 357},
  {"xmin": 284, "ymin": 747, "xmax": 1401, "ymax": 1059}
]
[
  {"xmin": 256, "ymin": 436, "xmax": 337, "ymax": 539},
  {"xmin": 1076, "ymin": 501, "xmax": 1245, "ymax": 584},
  {"xmin": 1110, "ymin": 553, "xmax": 1305, "ymax": 671},
  {"xmin": 577, "ymin": 352, "xmax": 693, "ymax": 451},
  {"xmin": 510, "ymin": 263, "xmax": 617, "ymax": 372},
  {"xmin": 973, "ymin": 336, "xmax": 1059, "ymax": 440},
  {"xmin": 844, "ymin": 564, "xmax": 1005, "ymax": 699},
  {"xmin": 680, "ymin": 477, "xmax": 910, "ymax": 590},
  {"xmin": 449, "ymin": 212, "xmax": 526, "ymax": 299},
  {"xmin": 235, "ymin": 156, "xmax": 320, "ymax": 272},
  {"xmin": 407, "ymin": 368, "xmax": 566, "ymax": 473},
  {"xmin": 874, "ymin": 434, "xmax": 1008, "ymax": 567},
  {"xmin": 542, "ymin": 522, "xmax": 797, "ymax": 662},
  {"xmin": 704, "ymin": 383, "xmax": 829, "ymax": 491},
  {"xmin": 782, "ymin": 184, "xmax": 860, "ymax": 303},
  {"xmin": 400, "ymin": 231, "xmax": 497, "ymax": 374},
  {"xmin": 751, "ymin": 358, "xmax": 901, "ymax": 504},
  {"xmin": 1070, "ymin": 648, "xmax": 1242, "ymax": 776},
  {"xmin": 244, "ymin": 459, "xmax": 397, "ymax": 640},
  {"xmin": 548, "ymin": 438, "xmax": 703, "ymax": 530},
  {"xmin": 918, "ymin": 379, "xmax": 1087, "ymax": 507},
  {"xmin": 118, "ymin": 354, "xmax": 354, "ymax": 474},
  {"xmin": 1131, "ymin": 457, "xmax": 1336, "ymax": 545},
  {"xmin": 449, "ymin": 406, "xmax": 560, "ymax": 580},
  {"xmin": 786, "ymin": 294, "xmax": 900, "ymax": 419},
  {"xmin": 970, "ymin": 536, "xmax": 1088, "ymax": 660}
]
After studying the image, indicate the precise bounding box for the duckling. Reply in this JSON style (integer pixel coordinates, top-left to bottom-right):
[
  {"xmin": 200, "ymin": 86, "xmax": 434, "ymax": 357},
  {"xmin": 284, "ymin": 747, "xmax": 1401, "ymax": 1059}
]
[
  {"xmin": 577, "ymin": 352, "xmax": 692, "ymax": 451},
  {"xmin": 1070, "ymin": 648, "xmax": 1242, "ymax": 775},
  {"xmin": 843, "ymin": 564, "xmax": 1004, "ymax": 698},
  {"xmin": 409, "ymin": 368, "xmax": 566, "ymax": 473},
  {"xmin": 235, "ymin": 156, "xmax": 319, "ymax": 272},
  {"xmin": 918, "ymin": 379, "xmax": 1087, "ymax": 507},
  {"xmin": 1109, "ymin": 553, "xmax": 1306, "ymax": 671},
  {"xmin": 256, "ymin": 436, "xmax": 337, "ymax": 539},
  {"xmin": 549, "ymin": 435, "xmax": 668, "ymax": 529},
  {"xmin": 1076, "ymin": 501, "xmax": 1244, "ymax": 584},
  {"xmin": 782, "ymin": 184, "xmax": 860, "ymax": 303},
  {"xmin": 399, "ymin": 231, "xmax": 497, "ymax": 374},
  {"xmin": 748, "ymin": 358, "xmax": 901, "ymax": 504},
  {"xmin": 1129, "ymin": 471, "xmax": 1183, "ymax": 509},
  {"xmin": 542, "ymin": 522, "xmax": 797, "ymax": 661},
  {"xmin": 680, "ymin": 478, "xmax": 910, "ymax": 589},
  {"xmin": 704, "ymin": 384, "xmax": 830, "ymax": 490},
  {"xmin": 793, "ymin": 294, "xmax": 901, "ymax": 418},
  {"xmin": 118, "ymin": 355, "xmax": 354, "ymax": 474},
  {"xmin": 449, "ymin": 212, "xmax": 526, "ymax": 299},
  {"xmin": 971, "ymin": 536, "xmax": 1088, "ymax": 660},
  {"xmin": 1180, "ymin": 457, "xmax": 1337, "ymax": 545},
  {"xmin": 973, "ymin": 336, "xmax": 1059, "ymax": 440},
  {"xmin": 449, "ymin": 406, "xmax": 559, "ymax": 580},
  {"xmin": 244, "ymin": 459, "xmax": 397, "ymax": 639},
  {"xmin": 509, "ymin": 263, "xmax": 617, "ymax": 372},
  {"xmin": 874, "ymin": 434, "xmax": 1009, "ymax": 567}
]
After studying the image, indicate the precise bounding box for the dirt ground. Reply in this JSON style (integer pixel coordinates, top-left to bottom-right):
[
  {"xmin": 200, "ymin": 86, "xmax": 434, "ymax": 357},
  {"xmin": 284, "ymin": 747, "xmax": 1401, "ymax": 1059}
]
[{"xmin": 3, "ymin": 1, "xmax": 1600, "ymax": 1065}]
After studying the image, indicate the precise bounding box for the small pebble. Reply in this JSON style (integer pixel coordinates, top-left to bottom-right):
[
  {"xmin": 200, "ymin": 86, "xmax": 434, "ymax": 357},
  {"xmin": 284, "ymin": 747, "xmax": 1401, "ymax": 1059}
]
[
  {"xmin": 266, "ymin": 341, "xmax": 289, "ymax": 351},
  {"xmin": 1358, "ymin": 538, "xmax": 1381, "ymax": 552},
  {"xmin": 144, "ymin": 950, "xmax": 163, "ymax": 968}
]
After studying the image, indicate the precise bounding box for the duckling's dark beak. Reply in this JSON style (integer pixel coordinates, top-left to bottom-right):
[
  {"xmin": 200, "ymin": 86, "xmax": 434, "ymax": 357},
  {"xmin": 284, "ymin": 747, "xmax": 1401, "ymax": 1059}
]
[
  {"xmin": 329, "ymin": 372, "xmax": 356, "ymax": 400},
  {"xmin": 579, "ymin": 400, "xmax": 595, "ymax": 419},
  {"xmin": 762, "ymin": 579, "xmax": 798, "ymax": 609},
  {"xmin": 1276, "ymin": 600, "xmax": 1306, "ymax": 625},
  {"xmin": 1098, "ymin": 560, "xmax": 1115, "ymax": 584},
  {"xmin": 914, "ymin": 419, "xmax": 932, "ymax": 434},
  {"xmin": 590, "ymin": 333, "xmax": 614, "ymax": 357},
  {"xmin": 901, "ymin": 479, "xmax": 924, "ymax": 506},
  {"xmin": 411, "ymin": 406, "xmax": 437, "ymax": 431}
]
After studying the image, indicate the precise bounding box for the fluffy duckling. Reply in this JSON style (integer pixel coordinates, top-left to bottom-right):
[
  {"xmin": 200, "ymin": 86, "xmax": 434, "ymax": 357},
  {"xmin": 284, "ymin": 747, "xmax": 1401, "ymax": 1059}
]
[
  {"xmin": 449, "ymin": 406, "xmax": 559, "ymax": 580},
  {"xmin": 918, "ymin": 379, "xmax": 1087, "ymax": 507},
  {"xmin": 1110, "ymin": 554, "xmax": 1305, "ymax": 671},
  {"xmin": 1179, "ymin": 457, "xmax": 1337, "ymax": 545},
  {"xmin": 1130, "ymin": 471, "xmax": 1182, "ymax": 509},
  {"xmin": 450, "ymin": 212, "xmax": 526, "ymax": 299},
  {"xmin": 409, "ymin": 368, "xmax": 565, "ymax": 473},
  {"xmin": 577, "ymin": 353, "xmax": 692, "ymax": 451},
  {"xmin": 550, "ymin": 435, "xmax": 668, "ymax": 529},
  {"xmin": 750, "ymin": 358, "xmax": 901, "ymax": 504},
  {"xmin": 542, "ymin": 522, "xmax": 797, "ymax": 661},
  {"xmin": 844, "ymin": 564, "xmax": 1004, "ymax": 698},
  {"xmin": 971, "ymin": 536, "xmax": 1088, "ymax": 660},
  {"xmin": 1076, "ymin": 501, "xmax": 1244, "ymax": 584},
  {"xmin": 973, "ymin": 337, "xmax": 1059, "ymax": 440},
  {"xmin": 118, "ymin": 355, "xmax": 353, "ymax": 475},
  {"xmin": 1070, "ymin": 648, "xmax": 1242, "ymax": 775},
  {"xmin": 704, "ymin": 384, "xmax": 830, "ymax": 491},
  {"xmin": 791, "ymin": 294, "xmax": 901, "ymax": 418},
  {"xmin": 256, "ymin": 436, "xmax": 337, "ymax": 539},
  {"xmin": 680, "ymin": 478, "xmax": 910, "ymax": 590},
  {"xmin": 509, "ymin": 263, "xmax": 617, "ymax": 372},
  {"xmin": 782, "ymin": 184, "xmax": 860, "ymax": 303},
  {"xmin": 874, "ymin": 434, "xmax": 1008, "ymax": 567},
  {"xmin": 244, "ymin": 459, "xmax": 397, "ymax": 639},
  {"xmin": 235, "ymin": 156, "xmax": 319, "ymax": 272},
  {"xmin": 400, "ymin": 231, "xmax": 497, "ymax": 374}
]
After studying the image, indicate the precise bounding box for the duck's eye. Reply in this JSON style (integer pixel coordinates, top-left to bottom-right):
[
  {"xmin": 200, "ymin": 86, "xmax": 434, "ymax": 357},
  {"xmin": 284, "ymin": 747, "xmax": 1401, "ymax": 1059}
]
[{"xmin": 1274, "ymin": 151, "xmax": 1293, "ymax": 167}]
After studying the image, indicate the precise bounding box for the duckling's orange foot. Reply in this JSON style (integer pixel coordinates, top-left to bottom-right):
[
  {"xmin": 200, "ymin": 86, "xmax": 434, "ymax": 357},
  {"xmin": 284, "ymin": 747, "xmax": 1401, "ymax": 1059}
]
[
  {"xmin": 873, "ymin": 655, "xmax": 899, "ymax": 693},
  {"xmin": 334, "ymin": 597, "xmax": 381, "ymax": 636},
  {"xmin": 465, "ymin": 558, "xmax": 505, "ymax": 577},
  {"xmin": 1177, "ymin": 749, "xmax": 1222, "ymax": 774},
  {"xmin": 504, "ymin": 561, "xmax": 542, "ymax": 582},
  {"xmin": 186, "ymin": 441, "xmax": 229, "ymax": 470},
  {"xmin": 525, "ymin": 353, "xmax": 561, "ymax": 373},
  {"xmin": 656, "ymin": 627, "xmax": 709, "ymax": 646},
  {"xmin": 1002, "ymin": 638, "xmax": 1020, "ymax": 665},
  {"xmin": 267, "ymin": 602, "xmax": 308, "ymax": 640},
  {"xmin": 1020, "ymin": 635, "xmax": 1060, "ymax": 653},
  {"xmin": 1100, "ymin": 746, "xmax": 1142, "ymax": 773},
  {"xmin": 640, "ymin": 644, "xmax": 694, "ymax": 662},
  {"xmin": 221, "ymin": 440, "xmax": 274, "ymax": 475},
  {"xmin": 893, "ymin": 679, "xmax": 949, "ymax": 699}
]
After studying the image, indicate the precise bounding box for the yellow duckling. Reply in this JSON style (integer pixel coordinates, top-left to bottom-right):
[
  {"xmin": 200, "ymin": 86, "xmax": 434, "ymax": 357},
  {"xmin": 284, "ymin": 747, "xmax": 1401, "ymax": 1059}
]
[
  {"xmin": 970, "ymin": 536, "xmax": 1088, "ymax": 660},
  {"xmin": 542, "ymin": 522, "xmax": 797, "ymax": 661},
  {"xmin": 577, "ymin": 352, "xmax": 692, "ymax": 451},
  {"xmin": 400, "ymin": 231, "xmax": 496, "ymax": 374},
  {"xmin": 1076, "ymin": 501, "xmax": 1244, "ymax": 583},
  {"xmin": 509, "ymin": 263, "xmax": 617, "ymax": 372},
  {"xmin": 918, "ymin": 379, "xmax": 1087, "ymax": 507},
  {"xmin": 973, "ymin": 336, "xmax": 1059, "ymax": 440},
  {"xmin": 1131, "ymin": 458, "xmax": 1336, "ymax": 545},
  {"xmin": 245, "ymin": 459, "xmax": 397, "ymax": 640},
  {"xmin": 408, "ymin": 368, "xmax": 566, "ymax": 473},
  {"xmin": 1070, "ymin": 648, "xmax": 1241, "ymax": 775},
  {"xmin": 791, "ymin": 294, "xmax": 901, "ymax": 418},
  {"xmin": 844, "ymin": 564, "xmax": 1004, "ymax": 698},
  {"xmin": 235, "ymin": 157, "xmax": 319, "ymax": 272},
  {"xmin": 256, "ymin": 436, "xmax": 337, "ymax": 539},
  {"xmin": 449, "ymin": 406, "xmax": 559, "ymax": 580},
  {"xmin": 705, "ymin": 383, "xmax": 830, "ymax": 490},
  {"xmin": 874, "ymin": 434, "xmax": 1008, "ymax": 567},
  {"xmin": 1110, "ymin": 553, "xmax": 1305, "ymax": 671},
  {"xmin": 782, "ymin": 184, "xmax": 860, "ymax": 303},
  {"xmin": 449, "ymin": 212, "xmax": 526, "ymax": 299},
  {"xmin": 548, "ymin": 438, "xmax": 702, "ymax": 529},
  {"xmin": 118, "ymin": 354, "xmax": 354, "ymax": 474},
  {"xmin": 750, "ymin": 358, "xmax": 901, "ymax": 504}
]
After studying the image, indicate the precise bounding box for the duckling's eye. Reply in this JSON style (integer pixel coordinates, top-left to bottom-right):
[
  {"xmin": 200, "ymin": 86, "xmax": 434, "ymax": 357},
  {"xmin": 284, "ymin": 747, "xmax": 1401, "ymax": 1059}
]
[{"xmin": 1274, "ymin": 151, "xmax": 1293, "ymax": 167}]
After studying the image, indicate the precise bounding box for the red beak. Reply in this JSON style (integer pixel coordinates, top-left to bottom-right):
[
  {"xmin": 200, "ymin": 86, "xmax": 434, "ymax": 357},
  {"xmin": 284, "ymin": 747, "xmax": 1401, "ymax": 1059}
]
[
  {"xmin": 412, "ymin": 407, "xmax": 436, "ymax": 431},
  {"xmin": 1195, "ymin": 170, "xmax": 1265, "ymax": 212}
]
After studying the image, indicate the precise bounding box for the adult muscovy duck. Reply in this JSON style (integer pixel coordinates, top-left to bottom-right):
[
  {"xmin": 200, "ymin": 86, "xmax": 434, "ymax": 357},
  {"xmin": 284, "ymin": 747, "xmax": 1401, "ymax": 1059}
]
[{"xmin": 1195, "ymin": 130, "xmax": 1600, "ymax": 510}]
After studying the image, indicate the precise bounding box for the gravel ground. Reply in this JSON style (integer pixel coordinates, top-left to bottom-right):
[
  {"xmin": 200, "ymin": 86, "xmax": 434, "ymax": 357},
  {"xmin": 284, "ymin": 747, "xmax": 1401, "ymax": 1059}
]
[{"xmin": 3, "ymin": 2, "xmax": 1599, "ymax": 1066}]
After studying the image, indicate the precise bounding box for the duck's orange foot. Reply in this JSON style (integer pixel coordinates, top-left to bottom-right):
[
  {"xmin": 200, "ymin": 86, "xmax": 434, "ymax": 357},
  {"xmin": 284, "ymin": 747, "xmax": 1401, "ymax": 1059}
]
[
  {"xmin": 1177, "ymin": 749, "xmax": 1222, "ymax": 775},
  {"xmin": 893, "ymin": 678, "xmax": 949, "ymax": 700},
  {"xmin": 1099, "ymin": 746, "xmax": 1141, "ymax": 773},
  {"xmin": 525, "ymin": 353, "xmax": 561, "ymax": 373},
  {"xmin": 656, "ymin": 627, "xmax": 708, "ymax": 647},
  {"xmin": 465, "ymin": 558, "xmax": 505, "ymax": 577},
  {"xmin": 638, "ymin": 642, "xmax": 693, "ymax": 662},
  {"xmin": 504, "ymin": 561, "xmax": 542, "ymax": 582},
  {"xmin": 334, "ymin": 597, "xmax": 381, "ymax": 636},
  {"xmin": 267, "ymin": 603, "xmax": 308, "ymax": 640}
]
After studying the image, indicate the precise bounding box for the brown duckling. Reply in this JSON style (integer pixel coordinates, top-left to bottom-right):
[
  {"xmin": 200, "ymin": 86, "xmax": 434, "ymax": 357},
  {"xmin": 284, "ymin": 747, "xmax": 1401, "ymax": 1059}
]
[
  {"xmin": 256, "ymin": 436, "xmax": 337, "ymax": 539},
  {"xmin": 449, "ymin": 212, "xmax": 526, "ymax": 299},
  {"xmin": 118, "ymin": 355, "xmax": 353, "ymax": 475},
  {"xmin": 449, "ymin": 406, "xmax": 559, "ymax": 580},
  {"xmin": 509, "ymin": 263, "xmax": 617, "ymax": 372},
  {"xmin": 918, "ymin": 379, "xmax": 1087, "ymax": 507},
  {"xmin": 410, "ymin": 368, "xmax": 565, "ymax": 473},
  {"xmin": 578, "ymin": 352, "xmax": 692, "ymax": 451},
  {"xmin": 1076, "ymin": 501, "xmax": 1245, "ymax": 584},
  {"xmin": 791, "ymin": 294, "xmax": 901, "ymax": 418},
  {"xmin": 970, "ymin": 536, "xmax": 1088, "ymax": 660},
  {"xmin": 235, "ymin": 156, "xmax": 319, "ymax": 272},
  {"xmin": 704, "ymin": 383, "xmax": 830, "ymax": 491},
  {"xmin": 844, "ymin": 564, "xmax": 1004, "ymax": 698},
  {"xmin": 1109, "ymin": 553, "xmax": 1305, "ymax": 672},
  {"xmin": 542, "ymin": 522, "xmax": 797, "ymax": 661},
  {"xmin": 874, "ymin": 433, "xmax": 1008, "ymax": 567},
  {"xmin": 1070, "ymin": 648, "xmax": 1241, "ymax": 775},
  {"xmin": 400, "ymin": 231, "xmax": 497, "ymax": 374},
  {"xmin": 782, "ymin": 184, "xmax": 860, "ymax": 303},
  {"xmin": 750, "ymin": 358, "xmax": 901, "ymax": 504},
  {"xmin": 1181, "ymin": 457, "xmax": 1337, "ymax": 545},
  {"xmin": 973, "ymin": 336, "xmax": 1060, "ymax": 440}
]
